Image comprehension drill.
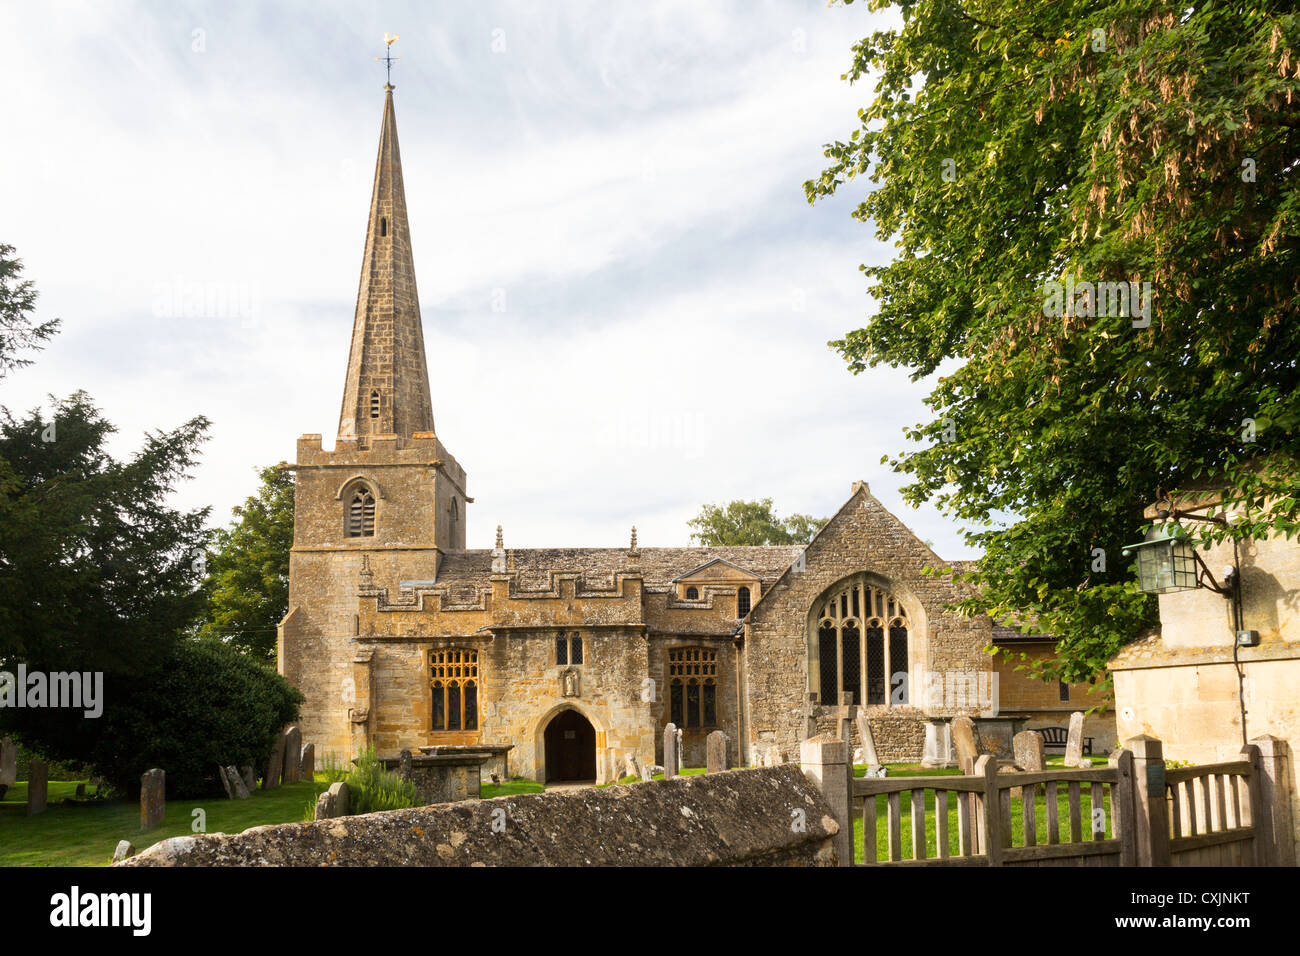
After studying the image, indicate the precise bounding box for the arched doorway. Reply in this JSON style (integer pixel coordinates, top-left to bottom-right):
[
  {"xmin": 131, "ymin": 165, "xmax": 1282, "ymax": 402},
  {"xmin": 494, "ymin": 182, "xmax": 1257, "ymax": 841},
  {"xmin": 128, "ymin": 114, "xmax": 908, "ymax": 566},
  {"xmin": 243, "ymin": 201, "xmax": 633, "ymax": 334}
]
[{"xmin": 543, "ymin": 709, "xmax": 597, "ymax": 783}]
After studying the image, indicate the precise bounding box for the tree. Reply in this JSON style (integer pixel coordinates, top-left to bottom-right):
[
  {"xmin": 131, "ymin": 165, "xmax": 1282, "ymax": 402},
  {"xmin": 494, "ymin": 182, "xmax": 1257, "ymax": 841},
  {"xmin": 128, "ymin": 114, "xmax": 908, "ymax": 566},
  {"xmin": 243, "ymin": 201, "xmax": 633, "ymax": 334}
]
[
  {"xmin": 807, "ymin": 3, "xmax": 1300, "ymax": 682},
  {"xmin": 688, "ymin": 499, "xmax": 827, "ymax": 546},
  {"xmin": 199, "ymin": 464, "xmax": 294, "ymax": 661},
  {"xmin": 0, "ymin": 244, "xmax": 59, "ymax": 379},
  {"xmin": 0, "ymin": 392, "xmax": 213, "ymax": 761}
]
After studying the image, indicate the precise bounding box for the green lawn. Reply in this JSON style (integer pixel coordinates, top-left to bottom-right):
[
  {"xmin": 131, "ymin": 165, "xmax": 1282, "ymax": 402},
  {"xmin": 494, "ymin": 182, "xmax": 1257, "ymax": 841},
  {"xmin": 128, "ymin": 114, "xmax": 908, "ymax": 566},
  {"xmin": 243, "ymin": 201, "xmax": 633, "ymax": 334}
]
[
  {"xmin": 851, "ymin": 759, "xmax": 1111, "ymax": 864},
  {"xmin": 0, "ymin": 778, "xmax": 329, "ymax": 867}
]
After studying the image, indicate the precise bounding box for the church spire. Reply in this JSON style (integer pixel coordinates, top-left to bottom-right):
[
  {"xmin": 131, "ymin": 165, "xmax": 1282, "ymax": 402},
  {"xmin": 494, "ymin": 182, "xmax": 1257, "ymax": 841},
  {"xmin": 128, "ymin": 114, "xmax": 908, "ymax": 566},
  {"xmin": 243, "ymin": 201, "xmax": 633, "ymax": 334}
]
[{"xmin": 337, "ymin": 84, "xmax": 435, "ymax": 447}]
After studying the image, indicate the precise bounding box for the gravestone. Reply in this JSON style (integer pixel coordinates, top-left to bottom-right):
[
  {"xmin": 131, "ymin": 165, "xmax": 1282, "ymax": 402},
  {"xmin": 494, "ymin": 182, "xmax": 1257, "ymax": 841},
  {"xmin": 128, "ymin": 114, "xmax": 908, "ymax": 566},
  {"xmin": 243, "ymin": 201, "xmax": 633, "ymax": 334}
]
[
  {"xmin": 706, "ymin": 731, "xmax": 728, "ymax": 773},
  {"xmin": 1064, "ymin": 711, "xmax": 1087, "ymax": 767},
  {"xmin": 329, "ymin": 781, "xmax": 349, "ymax": 816},
  {"xmin": 218, "ymin": 765, "xmax": 234, "ymax": 799},
  {"xmin": 663, "ymin": 723, "xmax": 679, "ymax": 778},
  {"xmin": 27, "ymin": 759, "xmax": 48, "ymax": 816},
  {"xmin": 799, "ymin": 693, "xmax": 820, "ymax": 740},
  {"xmin": 140, "ymin": 768, "xmax": 165, "ymax": 830},
  {"xmin": 1013, "ymin": 730, "xmax": 1045, "ymax": 772},
  {"xmin": 225, "ymin": 765, "xmax": 250, "ymax": 799},
  {"xmin": 399, "ymin": 749, "xmax": 413, "ymax": 781},
  {"xmin": 675, "ymin": 727, "xmax": 684, "ymax": 773},
  {"xmin": 282, "ymin": 726, "xmax": 302, "ymax": 784},
  {"xmin": 624, "ymin": 752, "xmax": 643, "ymax": 781},
  {"xmin": 952, "ymin": 715, "xmax": 979, "ymax": 774},
  {"xmin": 263, "ymin": 734, "xmax": 285, "ymax": 789},
  {"xmin": 112, "ymin": 840, "xmax": 136, "ymax": 863},
  {"xmin": 0, "ymin": 736, "xmax": 17, "ymax": 787},
  {"xmin": 300, "ymin": 743, "xmax": 315, "ymax": 782},
  {"xmin": 638, "ymin": 757, "xmax": 654, "ymax": 782},
  {"xmin": 239, "ymin": 766, "xmax": 256, "ymax": 792},
  {"xmin": 75, "ymin": 783, "xmax": 86, "ymax": 798},
  {"xmin": 856, "ymin": 714, "xmax": 881, "ymax": 766},
  {"xmin": 921, "ymin": 719, "xmax": 955, "ymax": 769},
  {"xmin": 314, "ymin": 790, "xmax": 335, "ymax": 820}
]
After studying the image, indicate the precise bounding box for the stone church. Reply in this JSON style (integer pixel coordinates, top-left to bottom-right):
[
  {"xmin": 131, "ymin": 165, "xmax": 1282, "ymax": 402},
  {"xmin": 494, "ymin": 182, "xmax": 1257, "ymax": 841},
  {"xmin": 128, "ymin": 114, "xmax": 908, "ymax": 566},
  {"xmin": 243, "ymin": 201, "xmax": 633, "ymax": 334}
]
[{"xmin": 278, "ymin": 87, "xmax": 1112, "ymax": 783}]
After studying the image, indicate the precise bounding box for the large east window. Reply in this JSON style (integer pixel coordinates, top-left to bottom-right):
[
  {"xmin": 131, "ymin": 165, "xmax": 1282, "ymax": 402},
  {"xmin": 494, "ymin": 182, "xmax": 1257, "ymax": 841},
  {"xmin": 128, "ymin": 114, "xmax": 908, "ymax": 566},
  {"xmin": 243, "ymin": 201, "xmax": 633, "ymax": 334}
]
[
  {"xmin": 814, "ymin": 580, "xmax": 910, "ymax": 707},
  {"xmin": 430, "ymin": 649, "xmax": 478, "ymax": 732},
  {"xmin": 668, "ymin": 647, "xmax": 717, "ymax": 729}
]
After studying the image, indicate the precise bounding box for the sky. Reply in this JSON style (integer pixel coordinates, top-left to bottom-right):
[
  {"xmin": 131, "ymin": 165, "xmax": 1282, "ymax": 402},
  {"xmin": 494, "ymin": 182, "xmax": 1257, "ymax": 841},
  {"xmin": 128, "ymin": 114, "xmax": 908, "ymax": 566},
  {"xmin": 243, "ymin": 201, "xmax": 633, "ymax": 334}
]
[{"xmin": 0, "ymin": 0, "xmax": 978, "ymax": 557}]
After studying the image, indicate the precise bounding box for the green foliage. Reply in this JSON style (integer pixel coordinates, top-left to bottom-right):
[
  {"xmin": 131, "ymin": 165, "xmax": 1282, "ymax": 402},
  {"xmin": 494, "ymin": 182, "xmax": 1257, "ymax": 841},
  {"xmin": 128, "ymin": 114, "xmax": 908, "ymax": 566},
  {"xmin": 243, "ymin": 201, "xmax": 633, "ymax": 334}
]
[
  {"xmin": 0, "ymin": 243, "xmax": 60, "ymax": 379},
  {"xmin": 343, "ymin": 745, "xmax": 419, "ymax": 815},
  {"xmin": 199, "ymin": 464, "xmax": 294, "ymax": 661},
  {"xmin": 82, "ymin": 639, "xmax": 301, "ymax": 798},
  {"xmin": 809, "ymin": 1, "xmax": 1300, "ymax": 681},
  {"xmin": 688, "ymin": 498, "xmax": 827, "ymax": 546}
]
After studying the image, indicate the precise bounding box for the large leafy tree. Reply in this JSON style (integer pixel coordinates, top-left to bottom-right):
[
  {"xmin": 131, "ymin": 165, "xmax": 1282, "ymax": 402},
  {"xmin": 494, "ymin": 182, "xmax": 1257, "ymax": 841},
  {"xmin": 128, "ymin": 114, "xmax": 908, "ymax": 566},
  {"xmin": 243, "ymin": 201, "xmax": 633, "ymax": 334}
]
[
  {"xmin": 688, "ymin": 499, "xmax": 827, "ymax": 545},
  {"xmin": 199, "ymin": 463, "xmax": 294, "ymax": 662},
  {"xmin": 808, "ymin": 2, "xmax": 1300, "ymax": 681}
]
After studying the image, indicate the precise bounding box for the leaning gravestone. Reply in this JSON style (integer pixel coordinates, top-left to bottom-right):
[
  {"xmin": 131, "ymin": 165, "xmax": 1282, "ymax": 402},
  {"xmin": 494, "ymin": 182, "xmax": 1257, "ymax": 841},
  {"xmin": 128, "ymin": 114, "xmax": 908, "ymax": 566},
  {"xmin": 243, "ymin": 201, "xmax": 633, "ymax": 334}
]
[
  {"xmin": 952, "ymin": 716, "xmax": 979, "ymax": 774},
  {"xmin": 27, "ymin": 759, "xmax": 48, "ymax": 816},
  {"xmin": 638, "ymin": 757, "xmax": 654, "ymax": 783},
  {"xmin": 706, "ymin": 731, "xmax": 728, "ymax": 773},
  {"xmin": 282, "ymin": 726, "xmax": 302, "ymax": 784},
  {"xmin": 0, "ymin": 736, "xmax": 17, "ymax": 788},
  {"xmin": 240, "ymin": 766, "xmax": 256, "ymax": 792},
  {"xmin": 263, "ymin": 734, "xmax": 286, "ymax": 789},
  {"xmin": 217, "ymin": 765, "xmax": 234, "ymax": 799},
  {"xmin": 855, "ymin": 715, "xmax": 880, "ymax": 767},
  {"xmin": 1013, "ymin": 730, "xmax": 1045, "ymax": 772},
  {"xmin": 140, "ymin": 769, "xmax": 165, "ymax": 830},
  {"xmin": 112, "ymin": 840, "xmax": 136, "ymax": 863},
  {"xmin": 299, "ymin": 743, "xmax": 315, "ymax": 782},
  {"xmin": 225, "ymin": 765, "xmax": 250, "ymax": 799},
  {"xmin": 1065, "ymin": 711, "xmax": 1087, "ymax": 767},
  {"xmin": 624, "ymin": 752, "xmax": 643, "ymax": 781},
  {"xmin": 663, "ymin": 723, "xmax": 679, "ymax": 778}
]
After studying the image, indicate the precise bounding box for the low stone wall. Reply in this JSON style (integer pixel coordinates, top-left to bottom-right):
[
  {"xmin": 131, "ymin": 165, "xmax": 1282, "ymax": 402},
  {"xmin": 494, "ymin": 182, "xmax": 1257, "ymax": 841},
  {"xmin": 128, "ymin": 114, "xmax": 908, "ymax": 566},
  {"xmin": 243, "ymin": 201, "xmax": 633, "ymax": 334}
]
[{"xmin": 118, "ymin": 766, "xmax": 840, "ymax": 867}]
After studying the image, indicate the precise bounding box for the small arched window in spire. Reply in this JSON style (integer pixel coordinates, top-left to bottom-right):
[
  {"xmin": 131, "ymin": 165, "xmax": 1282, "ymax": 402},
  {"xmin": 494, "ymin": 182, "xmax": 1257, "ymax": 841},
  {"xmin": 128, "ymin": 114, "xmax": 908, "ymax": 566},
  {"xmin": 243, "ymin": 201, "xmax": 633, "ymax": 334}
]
[
  {"xmin": 369, "ymin": 390, "xmax": 381, "ymax": 420},
  {"xmin": 347, "ymin": 488, "xmax": 376, "ymax": 537},
  {"xmin": 380, "ymin": 217, "xmax": 388, "ymax": 237}
]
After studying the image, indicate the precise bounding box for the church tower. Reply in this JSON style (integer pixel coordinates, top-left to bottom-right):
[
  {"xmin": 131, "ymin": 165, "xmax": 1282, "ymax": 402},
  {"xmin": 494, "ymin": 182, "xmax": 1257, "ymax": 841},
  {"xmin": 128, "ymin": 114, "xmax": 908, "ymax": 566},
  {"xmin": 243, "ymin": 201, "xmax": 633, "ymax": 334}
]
[{"xmin": 279, "ymin": 82, "xmax": 469, "ymax": 757}]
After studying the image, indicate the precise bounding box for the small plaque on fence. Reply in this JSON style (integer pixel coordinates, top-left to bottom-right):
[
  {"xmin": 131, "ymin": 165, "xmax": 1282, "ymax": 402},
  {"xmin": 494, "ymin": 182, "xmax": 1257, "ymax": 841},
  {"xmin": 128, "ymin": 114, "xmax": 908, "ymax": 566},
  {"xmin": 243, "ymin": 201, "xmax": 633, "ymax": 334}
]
[{"xmin": 1145, "ymin": 763, "xmax": 1166, "ymax": 794}]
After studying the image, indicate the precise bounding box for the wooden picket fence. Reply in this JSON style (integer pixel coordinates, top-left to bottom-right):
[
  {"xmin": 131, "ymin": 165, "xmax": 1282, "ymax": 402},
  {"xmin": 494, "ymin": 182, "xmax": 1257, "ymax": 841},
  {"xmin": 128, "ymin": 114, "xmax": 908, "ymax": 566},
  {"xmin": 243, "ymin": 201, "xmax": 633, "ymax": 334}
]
[{"xmin": 800, "ymin": 734, "xmax": 1296, "ymax": 867}]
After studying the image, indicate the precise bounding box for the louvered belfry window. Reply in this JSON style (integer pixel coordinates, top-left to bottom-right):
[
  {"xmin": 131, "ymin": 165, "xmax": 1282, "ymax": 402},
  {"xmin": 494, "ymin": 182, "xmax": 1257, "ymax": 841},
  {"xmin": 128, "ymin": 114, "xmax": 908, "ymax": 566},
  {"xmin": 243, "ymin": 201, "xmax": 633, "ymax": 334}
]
[
  {"xmin": 369, "ymin": 390, "xmax": 381, "ymax": 420},
  {"xmin": 347, "ymin": 488, "xmax": 376, "ymax": 537}
]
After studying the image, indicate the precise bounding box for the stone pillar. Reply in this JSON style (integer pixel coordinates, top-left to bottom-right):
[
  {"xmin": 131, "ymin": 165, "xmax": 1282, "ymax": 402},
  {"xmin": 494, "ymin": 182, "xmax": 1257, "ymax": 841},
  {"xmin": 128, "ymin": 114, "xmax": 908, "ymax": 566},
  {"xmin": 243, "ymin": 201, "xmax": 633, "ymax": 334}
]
[
  {"xmin": 800, "ymin": 735, "xmax": 852, "ymax": 866},
  {"xmin": 1250, "ymin": 736, "xmax": 1296, "ymax": 867},
  {"xmin": 706, "ymin": 731, "xmax": 728, "ymax": 773},
  {"xmin": 140, "ymin": 768, "xmax": 165, "ymax": 830},
  {"xmin": 663, "ymin": 723, "xmax": 678, "ymax": 779},
  {"xmin": 1128, "ymin": 735, "xmax": 1170, "ymax": 867},
  {"xmin": 27, "ymin": 759, "xmax": 48, "ymax": 816}
]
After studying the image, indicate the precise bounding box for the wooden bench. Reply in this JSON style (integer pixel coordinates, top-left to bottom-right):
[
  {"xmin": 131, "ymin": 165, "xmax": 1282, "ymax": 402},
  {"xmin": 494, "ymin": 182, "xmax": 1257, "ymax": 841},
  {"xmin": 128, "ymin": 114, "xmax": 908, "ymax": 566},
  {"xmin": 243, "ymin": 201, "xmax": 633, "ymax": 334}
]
[{"xmin": 1039, "ymin": 726, "xmax": 1093, "ymax": 755}]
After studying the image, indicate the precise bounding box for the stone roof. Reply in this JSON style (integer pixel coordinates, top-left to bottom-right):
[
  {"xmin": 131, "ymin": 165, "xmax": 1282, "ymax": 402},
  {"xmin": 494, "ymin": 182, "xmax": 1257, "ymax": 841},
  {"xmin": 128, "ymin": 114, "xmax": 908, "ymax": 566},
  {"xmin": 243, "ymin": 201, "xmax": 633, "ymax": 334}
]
[{"xmin": 435, "ymin": 546, "xmax": 802, "ymax": 591}]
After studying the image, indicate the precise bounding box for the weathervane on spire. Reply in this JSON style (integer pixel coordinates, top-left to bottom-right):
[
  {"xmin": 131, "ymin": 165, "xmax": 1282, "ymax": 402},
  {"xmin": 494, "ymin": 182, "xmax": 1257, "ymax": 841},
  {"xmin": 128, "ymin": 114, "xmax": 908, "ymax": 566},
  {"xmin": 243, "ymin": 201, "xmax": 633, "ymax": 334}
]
[{"xmin": 375, "ymin": 33, "xmax": 401, "ymax": 89}]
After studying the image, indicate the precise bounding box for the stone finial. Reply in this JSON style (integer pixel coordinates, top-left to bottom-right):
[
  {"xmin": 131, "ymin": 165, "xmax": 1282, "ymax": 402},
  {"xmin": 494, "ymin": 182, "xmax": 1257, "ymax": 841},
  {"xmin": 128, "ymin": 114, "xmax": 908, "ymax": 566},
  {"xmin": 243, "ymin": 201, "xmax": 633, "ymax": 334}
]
[
  {"xmin": 359, "ymin": 553, "xmax": 374, "ymax": 588},
  {"xmin": 630, "ymin": 526, "xmax": 637, "ymax": 550},
  {"xmin": 495, "ymin": 525, "xmax": 504, "ymax": 549},
  {"xmin": 492, "ymin": 525, "xmax": 507, "ymax": 574}
]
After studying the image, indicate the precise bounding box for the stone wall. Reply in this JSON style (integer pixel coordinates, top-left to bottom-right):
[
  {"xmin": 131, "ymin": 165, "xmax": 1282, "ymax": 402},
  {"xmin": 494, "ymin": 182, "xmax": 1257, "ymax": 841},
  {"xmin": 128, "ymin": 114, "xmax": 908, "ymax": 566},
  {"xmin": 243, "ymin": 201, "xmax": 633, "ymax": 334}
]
[{"xmin": 118, "ymin": 766, "xmax": 839, "ymax": 867}]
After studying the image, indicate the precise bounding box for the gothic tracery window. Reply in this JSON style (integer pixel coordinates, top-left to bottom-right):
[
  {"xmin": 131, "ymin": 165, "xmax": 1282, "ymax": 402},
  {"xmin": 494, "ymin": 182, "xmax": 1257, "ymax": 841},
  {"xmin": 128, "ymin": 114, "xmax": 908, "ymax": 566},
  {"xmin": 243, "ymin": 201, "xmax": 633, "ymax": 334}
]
[
  {"xmin": 346, "ymin": 487, "xmax": 376, "ymax": 537},
  {"xmin": 813, "ymin": 580, "xmax": 910, "ymax": 707},
  {"xmin": 430, "ymin": 649, "xmax": 478, "ymax": 732},
  {"xmin": 668, "ymin": 647, "xmax": 717, "ymax": 728}
]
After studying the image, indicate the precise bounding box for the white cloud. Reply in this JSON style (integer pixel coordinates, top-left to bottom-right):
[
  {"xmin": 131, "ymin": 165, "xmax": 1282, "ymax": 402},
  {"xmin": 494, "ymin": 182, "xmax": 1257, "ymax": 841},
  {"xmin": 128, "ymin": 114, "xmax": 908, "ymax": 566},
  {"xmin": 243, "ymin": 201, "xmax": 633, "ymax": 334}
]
[{"xmin": 0, "ymin": 0, "xmax": 973, "ymax": 559}]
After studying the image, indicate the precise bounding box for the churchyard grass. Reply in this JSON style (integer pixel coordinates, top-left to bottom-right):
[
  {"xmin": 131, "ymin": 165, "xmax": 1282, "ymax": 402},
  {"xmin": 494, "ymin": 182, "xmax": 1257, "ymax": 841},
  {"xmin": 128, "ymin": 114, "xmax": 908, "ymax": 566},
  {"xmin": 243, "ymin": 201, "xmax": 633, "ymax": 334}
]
[
  {"xmin": 0, "ymin": 777, "xmax": 329, "ymax": 867},
  {"xmin": 482, "ymin": 778, "xmax": 545, "ymax": 798},
  {"xmin": 851, "ymin": 758, "xmax": 1109, "ymax": 863}
]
